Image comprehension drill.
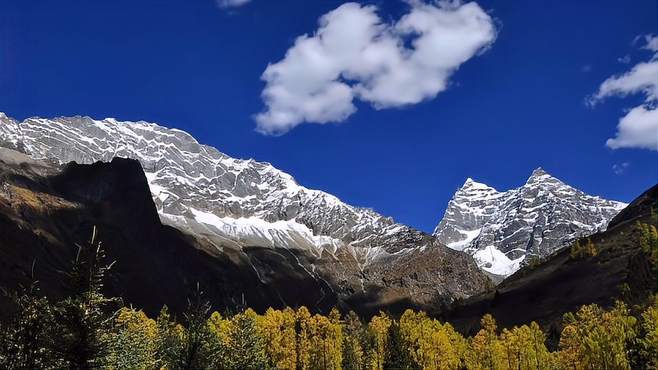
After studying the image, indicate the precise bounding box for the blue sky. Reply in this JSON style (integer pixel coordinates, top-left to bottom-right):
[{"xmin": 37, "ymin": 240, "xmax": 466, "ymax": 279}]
[{"xmin": 1, "ymin": 0, "xmax": 656, "ymax": 233}]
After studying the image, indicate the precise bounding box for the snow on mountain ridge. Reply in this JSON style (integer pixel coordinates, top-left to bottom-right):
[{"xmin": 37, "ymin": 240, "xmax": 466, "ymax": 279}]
[
  {"xmin": 0, "ymin": 113, "xmax": 418, "ymax": 264},
  {"xmin": 434, "ymin": 169, "xmax": 627, "ymax": 278}
]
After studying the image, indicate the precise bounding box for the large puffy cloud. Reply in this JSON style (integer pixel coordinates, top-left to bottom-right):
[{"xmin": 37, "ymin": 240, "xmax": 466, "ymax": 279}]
[
  {"xmin": 591, "ymin": 35, "xmax": 658, "ymax": 151},
  {"xmin": 255, "ymin": 1, "xmax": 497, "ymax": 135}
]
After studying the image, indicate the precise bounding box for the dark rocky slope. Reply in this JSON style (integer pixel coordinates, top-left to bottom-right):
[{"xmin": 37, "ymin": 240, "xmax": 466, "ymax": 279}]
[
  {"xmin": 0, "ymin": 149, "xmax": 333, "ymax": 317},
  {"xmin": 443, "ymin": 183, "xmax": 657, "ymax": 337},
  {"xmin": 0, "ymin": 113, "xmax": 491, "ymax": 316},
  {"xmin": 0, "ymin": 148, "xmax": 489, "ymax": 317}
]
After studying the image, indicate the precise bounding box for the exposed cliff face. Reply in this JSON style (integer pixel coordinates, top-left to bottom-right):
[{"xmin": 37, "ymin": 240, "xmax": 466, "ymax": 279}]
[
  {"xmin": 434, "ymin": 168, "xmax": 626, "ymax": 278},
  {"xmin": 0, "ymin": 113, "xmax": 491, "ymax": 315},
  {"xmin": 0, "ymin": 148, "xmax": 339, "ymax": 316}
]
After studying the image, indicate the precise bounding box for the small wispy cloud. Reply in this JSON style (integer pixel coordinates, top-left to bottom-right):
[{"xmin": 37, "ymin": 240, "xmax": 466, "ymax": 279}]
[
  {"xmin": 617, "ymin": 55, "xmax": 631, "ymax": 64},
  {"xmin": 612, "ymin": 162, "xmax": 630, "ymax": 175},
  {"xmin": 217, "ymin": 0, "xmax": 251, "ymax": 9}
]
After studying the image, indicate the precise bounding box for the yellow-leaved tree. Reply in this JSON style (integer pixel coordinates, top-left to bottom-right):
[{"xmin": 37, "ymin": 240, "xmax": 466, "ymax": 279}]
[
  {"xmin": 466, "ymin": 314, "xmax": 506, "ymax": 370},
  {"xmin": 109, "ymin": 307, "xmax": 158, "ymax": 369},
  {"xmin": 368, "ymin": 311, "xmax": 392, "ymax": 370}
]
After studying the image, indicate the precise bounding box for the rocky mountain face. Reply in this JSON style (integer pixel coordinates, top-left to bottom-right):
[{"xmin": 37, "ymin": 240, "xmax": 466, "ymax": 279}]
[
  {"xmin": 0, "ymin": 113, "xmax": 490, "ymax": 315},
  {"xmin": 444, "ymin": 183, "xmax": 657, "ymax": 336},
  {"xmin": 0, "ymin": 148, "xmax": 336, "ymax": 316},
  {"xmin": 434, "ymin": 169, "xmax": 627, "ymax": 278}
]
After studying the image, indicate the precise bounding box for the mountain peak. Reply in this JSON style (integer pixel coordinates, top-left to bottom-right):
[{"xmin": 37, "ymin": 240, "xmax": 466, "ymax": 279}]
[
  {"xmin": 525, "ymin": 167, "xmax": 559, "ymax": 185},
  {"xmin": 460, "ymin": 177, "xmax": 496, "ymax": 192},
  {"xmin": 435, "ymin": 167, "xmax": 627, "ymax": 278},
  {"xmin": 531, "ymin": 167, "xmax": 547, "ymax": 176}
]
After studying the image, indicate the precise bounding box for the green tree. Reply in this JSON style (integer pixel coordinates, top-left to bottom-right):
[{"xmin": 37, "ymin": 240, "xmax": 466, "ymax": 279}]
[
  {"xmin": 561, "ymin": 302, "xmax": 637, "ymax": 370},
  {"xmin": 638, "ymin": 222, "xmax": 658, "ymax": 272},
  {"xmin": 49, "ymin": 226, "xmax": 120, "ymax": 369},
  {"xmin": 638, "ymin": 296, "xmax": 658, "ymax": 369},
  {"xmin": 0, "ymin": 278, "xmax": 58, "ymax": 369},
  {"xmin": 176, "ymin": 286, "xmax": 213, "ymax": 369}
]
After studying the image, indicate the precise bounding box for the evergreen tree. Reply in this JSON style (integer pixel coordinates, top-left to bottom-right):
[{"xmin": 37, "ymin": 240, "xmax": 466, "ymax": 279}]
[
  {"xmin": 49, "ymin": 226, "xmax": 121, "ymax": 369},
  {"xmin": 176, "ymin": 285, "xmax": 213, "ymax": 369},
  {"xmin": 0, "ymin": 276, "xmax": 58, "ymax": 369}
]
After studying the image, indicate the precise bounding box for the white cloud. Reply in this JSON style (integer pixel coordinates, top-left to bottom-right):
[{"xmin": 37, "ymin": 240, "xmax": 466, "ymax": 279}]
[
  {"xmin": 617, "ymin": 55, "xmax": 631, "ymax": 64},
  {"xmin": 606, "ymin": 105, "xmax": 658, "ymax": 150},
  {"xmin": 612, "ymin": 162, "xmax": 630, "ymax": 175},
  {"xmin": 217, "ymin": 0, "xmax": 251, "ymax": 8},
  {"xmin": 591, "ymin": 35, "xmax": 658, "ymax": 151},
  {"xmin": 255, "ymin": 1, "xmax": 497, "ymax": 135},
  {"xmin": 641, "ymin": 34, "xmax": 658, "ymax": 52}
]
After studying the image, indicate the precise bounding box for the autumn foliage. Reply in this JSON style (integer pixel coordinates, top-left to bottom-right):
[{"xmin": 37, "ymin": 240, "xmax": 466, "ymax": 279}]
[{"xmin": 0, "ymin": 227, "xmax": 657, "ymax": 369}]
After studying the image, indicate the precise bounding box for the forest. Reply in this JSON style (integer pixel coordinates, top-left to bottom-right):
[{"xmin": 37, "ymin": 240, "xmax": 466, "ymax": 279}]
[{"xmin": 0, "ymin": 223, "xmax": 656, "ymax": 370}]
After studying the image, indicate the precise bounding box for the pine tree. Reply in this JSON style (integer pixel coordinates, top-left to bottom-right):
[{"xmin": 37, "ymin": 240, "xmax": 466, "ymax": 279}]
[
  {"xmin": 176, "ymin": 285, "xmax": 213, "ymax": 369},
  {"xmin": 49, "ymin": 226, "xmax": 121, "ymax": 369},
  {"xmin": 0, "ymin": 275, "xmax": 58, "ymax": 369}
]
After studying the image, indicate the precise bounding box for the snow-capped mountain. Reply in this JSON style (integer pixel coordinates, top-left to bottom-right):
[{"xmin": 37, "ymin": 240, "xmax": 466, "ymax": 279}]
[
  {"xmin": 0, "ymin": 113, "xmax": 490, "ymax": 312},
  {"xmin": 0, "ymin": 113, "xmax": 399, "ymax": 256},
  {"xmin": 434, "ymin": 168, "xmax": 627, "ymax": 277}
]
